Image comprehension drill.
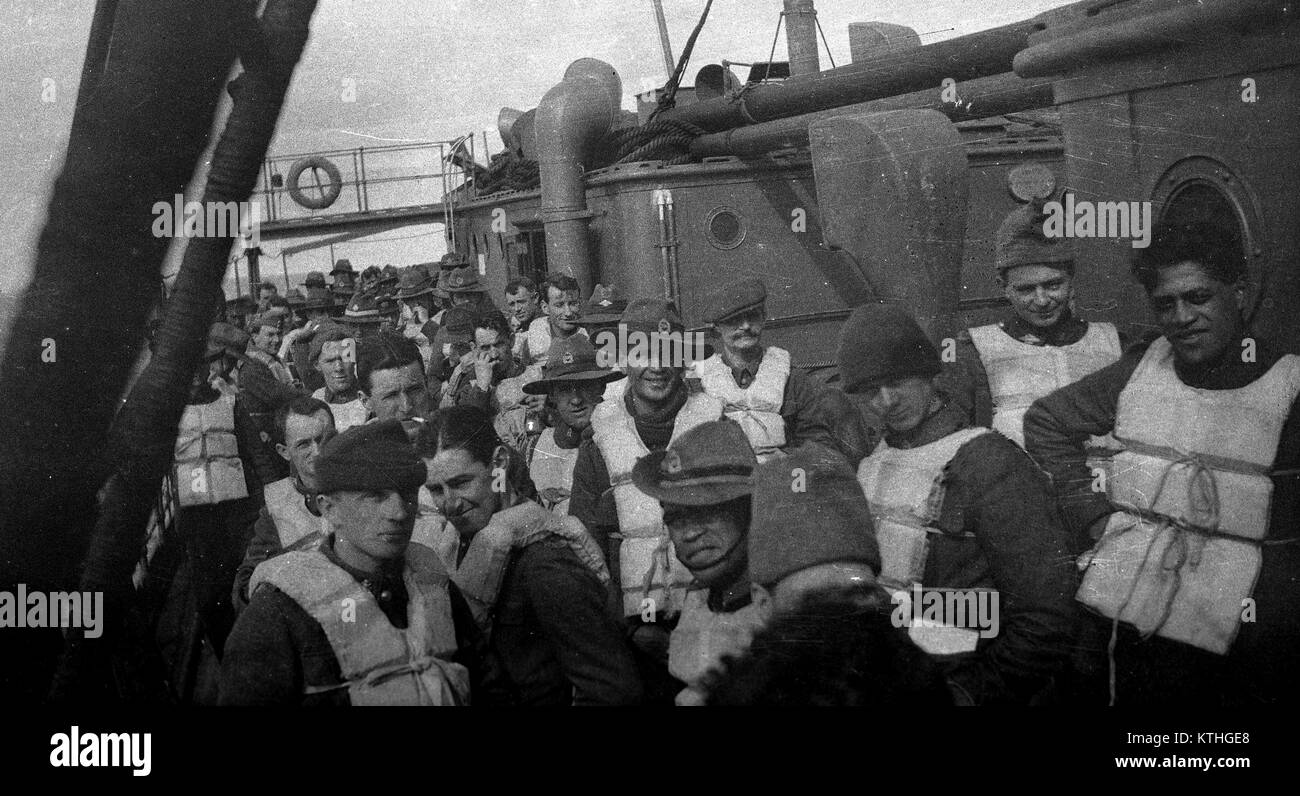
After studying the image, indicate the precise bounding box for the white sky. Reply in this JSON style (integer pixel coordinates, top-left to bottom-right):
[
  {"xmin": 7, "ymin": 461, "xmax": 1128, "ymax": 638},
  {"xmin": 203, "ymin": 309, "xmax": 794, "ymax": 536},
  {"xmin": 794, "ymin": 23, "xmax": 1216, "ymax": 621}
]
[{"xmin": 0, "ymin": 0, "xmax": 1073, "ymax": 296}]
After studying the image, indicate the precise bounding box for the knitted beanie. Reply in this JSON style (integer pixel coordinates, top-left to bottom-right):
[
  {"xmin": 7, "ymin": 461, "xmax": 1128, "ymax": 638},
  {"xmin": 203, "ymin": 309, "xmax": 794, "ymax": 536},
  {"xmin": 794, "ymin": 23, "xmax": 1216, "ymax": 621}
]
[{"xmin": 837, "ymin": 303, "xmax": 940, "ymax": 394}]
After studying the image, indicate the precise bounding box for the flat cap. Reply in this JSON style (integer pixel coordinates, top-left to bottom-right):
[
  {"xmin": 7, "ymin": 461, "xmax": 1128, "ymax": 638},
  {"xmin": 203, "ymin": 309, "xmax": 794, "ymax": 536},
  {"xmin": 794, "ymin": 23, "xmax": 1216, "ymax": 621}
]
[
  {"xmin": 315, "ymin": 419, "xmax": 427, "ymax": 494},
  {"xmin": 701, "ymin": 277, "xmax": 767, "ymax": 325},
  {"xmin": 748, "ymin": 443, "xmax": 880, "ymax": 587}
]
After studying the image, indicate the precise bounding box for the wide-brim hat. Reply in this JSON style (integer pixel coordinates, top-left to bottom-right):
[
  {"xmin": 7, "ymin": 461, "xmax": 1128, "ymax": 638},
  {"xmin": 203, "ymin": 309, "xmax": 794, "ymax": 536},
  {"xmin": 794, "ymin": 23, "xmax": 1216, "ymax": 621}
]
[
  {"xmin": 395, "ymin": 267, "xmax": 436, "ymax": 299},
  {"xmin": 438, "ymin": 306, "xmax": 476, "ymax": 344},
  {"xmin": 344, "ymin": 290, "xmax": 383, "ymax": 324},
  {"xmin": 630, "ymin": 420, "xmax": 756, "ymax": 506},
  {"xmin": 578, "ymin": 283, "xmax": 628, "ymax": 325},
  {"xmin": 304, "ymin": 271, "xmax": 328, "ymax": 289},
  {"xmin": 522, "ymin": 335, "xmax": 625, "ymax": 394},
  {"xmin": 331, "ymin": 258, "xmax": 356, "ymax": 275},
  {"xmin": 444, "ymin": 266, "xmax": 481, "ymax": 293},
  {"xmin": 302, "ymin": 286, "xmax": 335, "ymax": 311}
]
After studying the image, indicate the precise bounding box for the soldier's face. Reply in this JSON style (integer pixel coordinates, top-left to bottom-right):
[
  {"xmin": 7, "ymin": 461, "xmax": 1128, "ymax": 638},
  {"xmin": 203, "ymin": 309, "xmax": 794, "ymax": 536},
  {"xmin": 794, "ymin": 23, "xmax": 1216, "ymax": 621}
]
[
  {"xmin": 451, "ymin": 292, "xmax": 475, "ymax": 307},
  {"xmin": 423, "ymin": 447, "xmax": 503, "ymax": 538},
  {"xmin": 1000, "ymin": 264, "xmax": 1074, "ymax": 329},
  {"xmin": 627, "ymin": 361, "xmax": 682, "ymax": 405},
  {"xmin": 714, "ymin": 306, "xmax": 765, "ymax": 355},
  {"xmin": 322, "ymin": 487, "xmax": 419, "ymax": 568},
  {"xmin": 550, "ymin": 381, "xmax": 604, "ymax": 431},
  {"xmin": 1149, "ymin": 260, "xmax": 1245, "ymax": 368},
  {"xmin": 253, "ymin": 325, "xmax": 281, "ymax": 355},
  {"xmin": 277, "ymin": 410, "xmax": 335, "ymax": 490},
  {"xmin": 506, "ymin": 288, "xmax": 537, "ymax": 325},
  {"xmin": 317, "ymin": 341, "xmax": 356, "ymax": 394},
  {"xmin": 664, "ymin": 499, "xmax": 748, "ymax": 587},
  {"xmin": 856, "ymin": 376, "xmax": 935, "ymax": 435},
  {"xmin": 365, "ymin": 362, "xmax": 429, "ymax": 424},
  {"xmin": 545, "ymin": 288, "xmax": 582, "ymax": 333}
]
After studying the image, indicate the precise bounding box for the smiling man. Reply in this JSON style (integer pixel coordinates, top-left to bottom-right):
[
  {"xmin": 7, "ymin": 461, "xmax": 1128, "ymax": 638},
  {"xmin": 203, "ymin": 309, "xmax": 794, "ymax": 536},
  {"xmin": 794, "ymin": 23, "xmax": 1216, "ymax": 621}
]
[
  {"xmin": 632, "ymin": 420, "xmax": 765, "ymax": 705},
  {"xmin": 520, "ymin": 274, "xmax": 587, "ymax": 366},
  {"xmin": 954, "ymin": 202, "xmax": 1124, "ymax": 448},
  {"xmin": 1025, "ymin": 221, "xmax": 1300, "ymax": 705},
  {"xmin": 842, "ymin": 303, "xmax": 1077, "ymax": 705},
  {"xmin": 221, "ymin": 420, "xmax": 471, "ymax": 706}
]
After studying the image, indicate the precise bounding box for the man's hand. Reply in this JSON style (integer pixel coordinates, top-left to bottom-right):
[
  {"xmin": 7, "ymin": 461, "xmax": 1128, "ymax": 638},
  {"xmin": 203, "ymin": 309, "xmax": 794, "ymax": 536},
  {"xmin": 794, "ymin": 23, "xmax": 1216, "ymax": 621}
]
[{"xmin": 473, "ymin": 351, "xmax": 495, "ymax": 390}]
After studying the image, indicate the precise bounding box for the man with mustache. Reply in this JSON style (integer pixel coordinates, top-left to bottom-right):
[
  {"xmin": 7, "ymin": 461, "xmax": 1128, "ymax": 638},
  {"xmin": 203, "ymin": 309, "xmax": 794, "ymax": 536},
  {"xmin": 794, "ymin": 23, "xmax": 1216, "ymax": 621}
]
[
  {"xmin": 1025, "ymin": 222, "xmax": 1300, "ymax": 705},
  {"xmin": 221, "ymin": 420, "xmax": 471, "ymax": 705},
  {"xmin": 519, "ymin": 274, "xmax": 586, "ymax": 366},
  {"xmin": 843, "ymin": 303, "xmax": 1077, "ymax": 705},
  {"xmin": 632, "ymin": 420, "xmax": 765, "ymax": 705},
  {"xmin": 570, "ymin": 298, "xmax": 724, "ymax": 701},
  {"xmin": 521, "ymin": 335, "xmax": 625, "ymax": 515},
  {"xmin": 955, "ymin": 201, "xmax": 1124, "ymax": 448},
  {"xmin": 693, "ymin": 277, "xmax": 840, "ymax": 461}
]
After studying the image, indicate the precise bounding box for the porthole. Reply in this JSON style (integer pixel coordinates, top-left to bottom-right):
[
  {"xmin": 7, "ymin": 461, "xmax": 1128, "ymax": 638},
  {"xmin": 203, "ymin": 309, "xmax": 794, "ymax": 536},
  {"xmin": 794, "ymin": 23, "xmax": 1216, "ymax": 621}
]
[{"xmin": 705, "ymin": 206, "xmax": 746, "ymax": 250}]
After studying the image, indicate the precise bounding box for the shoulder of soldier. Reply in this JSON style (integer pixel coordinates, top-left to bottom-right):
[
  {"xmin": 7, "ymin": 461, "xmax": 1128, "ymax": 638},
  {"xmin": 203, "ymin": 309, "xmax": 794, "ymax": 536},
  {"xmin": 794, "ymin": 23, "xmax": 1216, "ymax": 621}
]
[{"xmin": 949, "ymin": 429, "xmax": 1047, "ymax": 487}]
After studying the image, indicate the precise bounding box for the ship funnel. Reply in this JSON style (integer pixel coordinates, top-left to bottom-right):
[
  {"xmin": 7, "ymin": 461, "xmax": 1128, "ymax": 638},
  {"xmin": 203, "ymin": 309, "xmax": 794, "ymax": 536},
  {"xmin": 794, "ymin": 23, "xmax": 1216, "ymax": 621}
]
[{"xmin": 848, "ymin": 22, "xmax": 921, "ymax": 61}]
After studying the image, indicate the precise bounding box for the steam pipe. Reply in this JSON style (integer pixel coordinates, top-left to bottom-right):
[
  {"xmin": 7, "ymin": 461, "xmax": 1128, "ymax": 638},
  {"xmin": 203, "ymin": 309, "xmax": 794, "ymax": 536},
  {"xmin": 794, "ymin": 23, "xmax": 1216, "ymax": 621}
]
[
  {"xmin": 658, "ymin": 19, "xmax": 1038, "ymax": 133},
  {"xmin": 689, "ymin": 72, "xmax": 1055, "ymax": 158},
  {"xmin": 536, "ymin": 59, "xmax": 622, "ymax": 290}
]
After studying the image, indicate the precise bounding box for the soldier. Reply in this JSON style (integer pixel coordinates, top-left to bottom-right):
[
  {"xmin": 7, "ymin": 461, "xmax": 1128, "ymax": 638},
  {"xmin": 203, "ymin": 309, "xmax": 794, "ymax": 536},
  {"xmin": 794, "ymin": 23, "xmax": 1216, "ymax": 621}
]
[
  {"xmin": 519, "ymin": 273, "xmax": 586, "ymax": 366},
  {"xmin": 1025, "ymin": 222, "xmax": 1300, "ymax": 705},
  {"xmin": 631, "ymin": 420, "xmax": 766, "ymax": 705},
  {"xmin": 520, "ymin": 334, "xmax": 625, "ymax": 514},
  {"xmin": 444, "ymin": 264, "xmax": 504, "ymax": 323},
  {"xmin": 415, "ymin": 406, "xmax": 642, "ymax": 706},
  {"xmin": 231, "ymin": 395, "xmax": 336, "ymax": 612},
  {"xmin": 341, "ymin": 289, "xmax": 385, "ymax": 340},
  {"xmin": 309, "ymin": 326, "xmax": 368, "ymax": 432},
  {"xmin": 692, "ymin": 277, "xmax": 840, "ymax": 461},
  {"xmin": 395, "ymin": 266, "xmax": 441, "ymax": 369},
  {"xmin": 955, "ymin": 202, "xmax": 1123, "ymax": 448},
  {"xmin": 225, "ymin": 295, "xmax": 257, "ymax": 332},
  {"xmin": 245, "ymin": 313, "xmax": 294, "ymax": 386},
  {"xmin": 439, "ymin": 312, "xmax": 525, "ymax": 412},
  {"xmin": 256, "ymin": 280, "xmax": 278, "ymax": 311},
  {"xmin": 841, "ymin": 303, "xmax": 1077, "ymax": 704},
  {"xmin": 329, "ymin": 258, "xmax": 357, "ymax": 304},
  {"xmin": 277, "ymin": 286, "xmax": 336, "ymax": 391},
  {"xmin": 570, "ymin": 299, "xmax": 723, "ymax": 695},
  {"xmin": 356, "ymin": 332, "xmax": 432, "ymax": 434},
  {"xmin": 220, "ymin": 420, "xmax": 471, "ymax": 706},
  {"xmin": 504, "ymin": 276, "xmax": 541, "ymax": 359}
]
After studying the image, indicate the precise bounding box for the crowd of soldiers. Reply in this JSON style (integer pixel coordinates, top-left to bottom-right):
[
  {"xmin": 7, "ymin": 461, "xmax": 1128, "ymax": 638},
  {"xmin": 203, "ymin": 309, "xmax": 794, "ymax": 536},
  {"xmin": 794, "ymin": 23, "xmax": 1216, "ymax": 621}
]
[{"xmin": 148, "ymin": 202, "xmax": 1299, "ymax": 706}]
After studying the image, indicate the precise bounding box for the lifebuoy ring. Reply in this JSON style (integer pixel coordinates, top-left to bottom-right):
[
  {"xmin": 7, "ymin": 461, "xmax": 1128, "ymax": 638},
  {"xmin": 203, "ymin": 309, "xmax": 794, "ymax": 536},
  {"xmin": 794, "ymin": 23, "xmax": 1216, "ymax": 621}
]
[{"xmin": 286, "ymin": 156, "xmax": 343, "ymax": 210}]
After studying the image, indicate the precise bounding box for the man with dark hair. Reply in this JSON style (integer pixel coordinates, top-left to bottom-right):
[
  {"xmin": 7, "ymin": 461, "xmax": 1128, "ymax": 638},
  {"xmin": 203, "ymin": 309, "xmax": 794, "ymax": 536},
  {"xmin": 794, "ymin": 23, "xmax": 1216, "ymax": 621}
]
[
  {"xmin": 953, "ymin": 202, "xmax": 1125, "ymax": 448},
  {"xmin": 1025, "ymin": 221, "xmax": 1300, "ymax": 705},
  {"xmin": 231, "ymin": 395, "xmax": 336, "ymax": 611},
  {"xmin": 504, "ymin": 277, "xmax": 541, "ymax": 358},
  {"xmin": 632, "ymin": 420, "xmax": 766, "ymax": 704},
  {"xmin": 356, "ymin": 330, "xmax": 430, "ymax": 434},
  {"xmin": 842, "ymin": 303, "xmax": 1077, "ymax": 705},
  {"xmin": 520, "ymin": 273, "xmax": 585, "ymax": 365},
  {"xmin": 257, "ymin": 280, "xmax": 279, "ymax": 311},
  {"xmin": 221, "ymin": 420, "xmax": 471, "ymax": 705},
  {"xmin": 441, "ymin": 312, "xmax": 525, "ymax": 413}
]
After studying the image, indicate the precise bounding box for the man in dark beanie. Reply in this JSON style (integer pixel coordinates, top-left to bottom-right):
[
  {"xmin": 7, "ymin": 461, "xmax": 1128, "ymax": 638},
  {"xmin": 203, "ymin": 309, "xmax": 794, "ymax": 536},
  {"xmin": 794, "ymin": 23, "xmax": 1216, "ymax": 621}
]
[
  {"xmin": 952, "ymin": 200, "xmax": 1124, "ymax": 448},
  {"xmin": 632, "ymin": 420, "xmax": 765, "ymax": 704},
  {"xmin": 840, "ymin": 302, "xmax": 1077, "ymax": 705},
  {"xmin": 220, "ymin": 420, "xmax": 471, "ymax": 705}
]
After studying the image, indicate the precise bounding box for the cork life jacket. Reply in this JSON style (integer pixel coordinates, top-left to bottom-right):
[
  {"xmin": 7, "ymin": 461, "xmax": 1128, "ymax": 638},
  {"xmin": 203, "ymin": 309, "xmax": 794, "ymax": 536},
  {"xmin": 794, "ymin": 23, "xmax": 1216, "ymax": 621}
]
[
  {"xmin": 249, "ymin": 537, "xmax": 470, "ymax": 706},
  {"xmin": 262, "ymin": 477, "xmax": 326, "ymax": 548},
  {"xmin": 1077, "ymin": 336, "xmax": 1300, "ymax": 655},
  {"xmin": 529, "ymin": 427, "xmax": 580, "ymax": 514},
  {"xmin": 591, "ymin": 390, "xmax": 724, "ymax": 617},
  {"xmin": 668, "ymin": 589, "xmax": 764, "ymax": 705},
  {"xmin": 858, "ymin": 427, "xmax": 989, "ymax": 655},
  {"xmin": 968, "ymin": 321, "xmax": 1121, "ymax": 447},
  {"xmin": 694, "ymin": 347, "xmax": 790, "ymax": 461},
  {"xmin": 312, "ymin": 387, "xmax": 369, "ymax": 432},
  {"xmin": 173, "ymin": 392, "xmax": 249, "ymax": 507}
]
